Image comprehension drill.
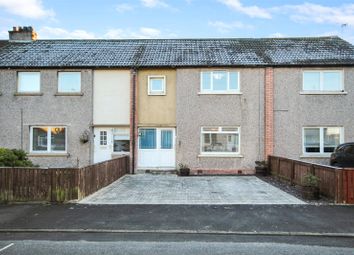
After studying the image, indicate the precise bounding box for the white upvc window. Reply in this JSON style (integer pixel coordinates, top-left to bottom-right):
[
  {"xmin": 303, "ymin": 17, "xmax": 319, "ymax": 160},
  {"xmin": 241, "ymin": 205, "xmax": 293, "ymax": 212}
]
[
  {"xmin": 138, "ymin": 128, "xmax": 174, "ymax": 150},
  {"xmin": 30, "ymin": 126, "xmax": 67, "ymax": 153},
  {"xmin": 148, "ymin": 75, "xmax": 166, "ymax": 95},
  {"xmin": 303, "ymin": 127, "xmax": 343, "ymax": 156},
  {"xmin": 112, "ymin": 128, "xmax": 130, "ymax": 153},
  {"xmin": 201, "ymin": 126, "xmax": 240, "ymax": 155},
  {"xmin": 100, "ymin": 131, "xmax": 107, "ymax": 146},
  {"xmin": 58, "ymin": 72, "xmax": 81, "ymax": 93},
  {"xmin": 18, "ymin": 72, "xmax": 40, "ymax": 93},
  {"xmin": 200, "ymin": 71, "xmax": 240, "ymax": 94},
  {"xmin": 302, "ymin": 70, "xmax": 343, "ymax": 92}
]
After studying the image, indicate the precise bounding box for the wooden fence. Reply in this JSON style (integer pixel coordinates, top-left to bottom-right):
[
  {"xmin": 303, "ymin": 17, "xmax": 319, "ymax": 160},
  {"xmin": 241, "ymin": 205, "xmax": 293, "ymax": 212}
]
[
  {"xmin": 78, "ymin": 157, "xmax": 129, "ymax": 199},
  {"xmin": 0, "ymin": 156, "xmax": 129, "ymax": 203},
  {"xmin": 268, "ymin": 156, "xmax": 354, "ymax": 204}
]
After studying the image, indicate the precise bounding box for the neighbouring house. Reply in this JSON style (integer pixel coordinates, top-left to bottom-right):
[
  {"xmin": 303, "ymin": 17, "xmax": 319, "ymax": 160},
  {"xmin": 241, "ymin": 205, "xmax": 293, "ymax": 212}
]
[
  {"xmin": 93, "ymin": 70, "xmax": 130, "ymax": 163},
  {"xmin": 0, "ymin": 26, "xmax": 354, "ymax": 173},
  {"xmin": 137, "ymin": 69, "xmax": 176, "ymax": 171}
]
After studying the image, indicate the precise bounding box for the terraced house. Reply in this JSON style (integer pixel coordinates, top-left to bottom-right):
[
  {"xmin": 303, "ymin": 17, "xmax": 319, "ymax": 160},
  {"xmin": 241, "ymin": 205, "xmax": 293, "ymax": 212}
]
[{"xmin": 0, "ymin": 26, "xmax": 354, "ymax": 174}]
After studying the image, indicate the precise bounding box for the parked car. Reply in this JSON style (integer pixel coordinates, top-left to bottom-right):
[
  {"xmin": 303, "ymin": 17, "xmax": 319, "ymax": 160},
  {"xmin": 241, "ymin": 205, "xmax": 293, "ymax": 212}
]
[{"xmin": 330, "ymin": 143, "xmax": 354, "ymax": 167}]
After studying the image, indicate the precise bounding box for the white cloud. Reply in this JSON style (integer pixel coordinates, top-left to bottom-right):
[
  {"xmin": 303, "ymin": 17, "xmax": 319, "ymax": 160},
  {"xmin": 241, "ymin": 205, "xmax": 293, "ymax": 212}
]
[
  {"xmin": 268, "ymin": 32, "xmax": 286, "ymax": 38},
  {"xmin": 140, "ymin": 0, "xmax": 168, "ymax": 8},
  {"xmin": 274, "ymin": 3, "xmax": 354, "ymax": 26},
  {"xmin": 0, "ymin": 30, "xmax": 7, "ymax": 39},
  {"xmin": 38, "ymin": 27, "xmax": 96, "ymax": 39},
  {"xmin": 208, "ymin": 21, "xmax": 253, "ymax": 33},
  {"xmin": 218, "ymin": 0, "xmax": 271, "ymax": 19},
  {"xmin": 116, "ymin": 3, "xmax": 134, "ymax": 13},
  {"xmin": 0, "ymin": 0, "xmax": 54, "ymax": 19},
  {"xmin": 104, "ymin": 27, "xmax": 162, "ymax": 39}
]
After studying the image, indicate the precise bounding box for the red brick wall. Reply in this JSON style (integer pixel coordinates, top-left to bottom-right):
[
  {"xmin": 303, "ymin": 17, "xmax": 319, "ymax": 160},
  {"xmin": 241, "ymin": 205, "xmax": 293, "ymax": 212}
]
[
  {"xmin": 129, "ymin": 69, "xmax": 138, "ymax": 173},
  {"xmin": 190, "ymin": 169, "xmax": 255, "ymax": 175},
  {"xmin": 264, "ymin": 67, "xmax": 274, "ymax": 159}
]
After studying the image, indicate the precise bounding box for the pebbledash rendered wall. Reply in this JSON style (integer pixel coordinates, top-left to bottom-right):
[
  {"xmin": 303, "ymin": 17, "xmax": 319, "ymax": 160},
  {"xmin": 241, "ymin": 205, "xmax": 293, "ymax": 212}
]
[
  {"xmin": 0, "ymin": 69, "xmax": 93, "ymax": 168},
  {"xmin": 176, "ymin": 68, "xmax": 265, "ymax": 173},
  {"xmin": 273, "ymin": 67, "xmax": 354, "ymax": 165}
]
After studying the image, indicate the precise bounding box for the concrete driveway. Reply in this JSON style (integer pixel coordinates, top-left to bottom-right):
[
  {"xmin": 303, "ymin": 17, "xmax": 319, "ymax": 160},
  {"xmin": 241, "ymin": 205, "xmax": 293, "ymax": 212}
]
[{"xmin": 79, "ymin": 175, "xmax": 305, "ymax": 205}]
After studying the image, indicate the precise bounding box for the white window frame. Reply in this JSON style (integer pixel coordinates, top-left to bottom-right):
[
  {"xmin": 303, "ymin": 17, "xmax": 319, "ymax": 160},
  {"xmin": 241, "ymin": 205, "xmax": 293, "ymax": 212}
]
[
  {"xmin": 100, "ymin": 131, "xmax": 108, "ymax": 146},
  {"xmin": 30, "ymin": 126, "xmax": 67, "ymax": 154},
  {"xmin": 302, "ymin": 127, "xmax": 344, "ymax": 157},
  {"xmin": 148, "ymin": 75, "xmax": 166, "ymax": 95},
  {"xmin": 112, "ymin": 128, "xmax": 130, "ymax": 154},
  {"xmin": 200, "ymin": 126, "xmax": 241, "ymax": 156},
  {"xmin": 200, "ymin": 71, "xmax": 240, "ymax": 94},
  {"xmin": 138, "ymin": 128, "xmax": 174, "ymax": 150},
  {"xmin": 17, "ymin": 71, "xmax": 41, "ymax": 93},
  {"xmin": 302, "ymin": 70, "xmax": 344, "ymax": 93},
  {"xmin": 58, "ymin": 71, "xmax": 81, "ymax": 93}
]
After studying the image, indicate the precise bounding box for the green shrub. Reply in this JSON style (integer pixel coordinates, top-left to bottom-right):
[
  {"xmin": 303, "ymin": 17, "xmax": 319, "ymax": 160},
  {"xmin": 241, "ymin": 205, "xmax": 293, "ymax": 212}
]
[
  {"xmin": 0, "ymin": 148, "xmax": 37, "ymax": 167},
  {"xmin": 302, "ymin": 173, "xmax": 320, "ymax": 187}
]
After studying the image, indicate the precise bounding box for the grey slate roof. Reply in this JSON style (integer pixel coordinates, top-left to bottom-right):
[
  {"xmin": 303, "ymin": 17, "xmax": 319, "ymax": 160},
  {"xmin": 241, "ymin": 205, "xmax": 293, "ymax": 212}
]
[{"xmin": 0, "ymin": 36, "xmax": 353, "ymax": 68}]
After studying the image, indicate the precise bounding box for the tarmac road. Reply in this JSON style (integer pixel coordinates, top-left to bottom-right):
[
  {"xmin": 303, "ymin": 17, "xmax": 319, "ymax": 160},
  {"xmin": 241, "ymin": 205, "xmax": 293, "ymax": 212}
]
[{"xmin": 1, "ymin": 204, "xmax": 354, "ymax": 254}]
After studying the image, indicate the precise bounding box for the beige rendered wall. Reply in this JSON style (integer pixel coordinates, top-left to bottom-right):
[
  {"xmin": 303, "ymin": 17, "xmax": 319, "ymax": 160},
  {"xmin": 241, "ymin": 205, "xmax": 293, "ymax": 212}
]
[
  {"xmin": 93, "ymin": 70, "xmax": 130, "ymax": 125},
  {"xmin": 138, "ymin": 69, "xmax": 176, "ymax": 126}
]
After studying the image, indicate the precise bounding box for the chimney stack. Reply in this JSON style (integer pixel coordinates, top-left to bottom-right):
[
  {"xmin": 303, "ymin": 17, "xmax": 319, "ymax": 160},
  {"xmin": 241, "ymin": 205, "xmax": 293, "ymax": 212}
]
[{"xmin": 9, "ymin": 26, "xmax": 37, "ymax": 42}]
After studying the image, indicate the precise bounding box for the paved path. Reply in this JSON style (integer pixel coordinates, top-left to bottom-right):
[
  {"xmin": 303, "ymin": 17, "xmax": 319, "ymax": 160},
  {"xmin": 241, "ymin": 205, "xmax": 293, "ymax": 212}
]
[{"xmin": 79, "ymin": 175, "xmax": 305, "ymax": 204}]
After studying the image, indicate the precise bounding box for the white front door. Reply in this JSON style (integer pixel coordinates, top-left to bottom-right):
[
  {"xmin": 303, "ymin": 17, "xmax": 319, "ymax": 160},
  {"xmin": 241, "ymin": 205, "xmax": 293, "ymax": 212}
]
[
  {"xmin": 138, "ymin": 128, "xmax": 176, "ymax": 169},
  {"xmin": 94, "ymin": 128, "xmax": 111, "ymax": 163}
]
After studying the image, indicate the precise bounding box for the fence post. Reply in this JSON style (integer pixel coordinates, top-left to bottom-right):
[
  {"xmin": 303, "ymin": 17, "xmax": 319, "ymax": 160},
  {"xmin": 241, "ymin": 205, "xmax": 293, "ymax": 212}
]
[
  {"xmin": 50, "ymin": 169, "xmax": 55, "ymax": 202},
  {"xmin": 290, "ymin": 160, "xmax": 295, "ymax": 186},
  {"xmin": 310, "ymin": 164, "xmax": 315, "ymax": 175},
  {"xmin": 267, "ymin": 156, "xmax": 271, "ymax": 175},
  {"xmin": 7, "ymin": 168, "xmax": 14, "ymax": 201},
  {"xmin": 276, "ymin": 157, "xmax": 280, "ymax": 180},
  {"xmin": 335, "ymin": 169, "xmax": 343, "ymax": 204}
]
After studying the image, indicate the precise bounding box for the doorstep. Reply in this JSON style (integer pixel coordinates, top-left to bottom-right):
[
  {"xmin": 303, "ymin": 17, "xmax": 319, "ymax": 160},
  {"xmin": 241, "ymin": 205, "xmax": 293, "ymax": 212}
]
[{"xmin": 135, "ymin": 168, "xmax": 177, "ymax": 175}]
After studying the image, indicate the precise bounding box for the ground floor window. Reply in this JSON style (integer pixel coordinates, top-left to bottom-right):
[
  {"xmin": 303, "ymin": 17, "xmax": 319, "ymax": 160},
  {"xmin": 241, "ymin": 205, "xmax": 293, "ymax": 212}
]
[
  {"xmin": 303, "ymin": 127, "xmax": 342, "ymax": 154},
  {"xmin": 201, "ymin": 126, "xmax": 240, "ymax": 154},
  {"xmin": 31, "ymin": 126, "xmax": 66, "ymax": 153},
  {"xmin": 139, "ymin": 128, "xmax": 174, "ymax": 150},
  {"xmin": 113, "ymin": 128, "xmax": 130, "ymax": 153},
  {"xmin": 100, "ymin": 131, "xmax": 107, "ymax": 145}
]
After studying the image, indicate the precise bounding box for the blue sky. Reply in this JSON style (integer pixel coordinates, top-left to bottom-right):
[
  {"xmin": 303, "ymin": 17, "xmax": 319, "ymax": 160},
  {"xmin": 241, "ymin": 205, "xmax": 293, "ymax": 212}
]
[{"xmin": 0, "ymin": 0, "xmax": 353, "ymax": 43}]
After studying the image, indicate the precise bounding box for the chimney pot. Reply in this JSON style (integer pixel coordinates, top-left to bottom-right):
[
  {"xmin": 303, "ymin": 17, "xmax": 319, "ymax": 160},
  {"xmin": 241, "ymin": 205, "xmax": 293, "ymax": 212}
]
[{"xmin": 9, "ymin": 26, "xmax": 37, "ymax": 42}]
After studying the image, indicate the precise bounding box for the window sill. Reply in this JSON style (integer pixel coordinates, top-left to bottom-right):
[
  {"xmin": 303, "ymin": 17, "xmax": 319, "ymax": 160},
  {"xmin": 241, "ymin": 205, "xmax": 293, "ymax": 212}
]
[
  {"xmin": 198, "ymin": 92, "xmax": 242, "ymax": 95},
  {"xmin": 14, "ymin": 92, "xmax": 43, "ymax": 96},
  {"xmin": 300, "ymin": 91, "xmax": 347, "ymax": 95},
  {"xmin": 198, "ymin": 154, "xmax": 243, "ymax": 158},
  {"xmin": 112, "ymin": 152, "xmax": 130, "ymax": 155},
  {"xmin": 28, "ymin": 153, "xmax": 69, "ymax": 157},
  {"xmin": 55, "ymin": 92, "xmax": 84, "ymax": 96},
  {"xmin": 148, "ymin": 93, "xmax": 166, "ymax": 96},
  {"xmin": 300, "ymin": 154, "xmax": 331, "ymax": 158}
]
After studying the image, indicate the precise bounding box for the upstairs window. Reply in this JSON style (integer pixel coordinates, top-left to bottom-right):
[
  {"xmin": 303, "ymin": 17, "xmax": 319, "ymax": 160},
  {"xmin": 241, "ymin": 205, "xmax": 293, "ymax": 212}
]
[
  {"xmin": 201, "ymin": 71, "xmax": 239, "ymax": 93},
  {"xmin": 148, "ymin": 76, "xmax": 166, "ymax": 95},
  {"xmin": 18, "ymin": 72, "xmax": 40, "ymax": 93},
  {"xmin": 58, "ymin": 72, "xmax": 81, "ymax": 93},
  {"xmin": 303, "ymin": 71, "xmax": 343, "ymax": 92}
]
